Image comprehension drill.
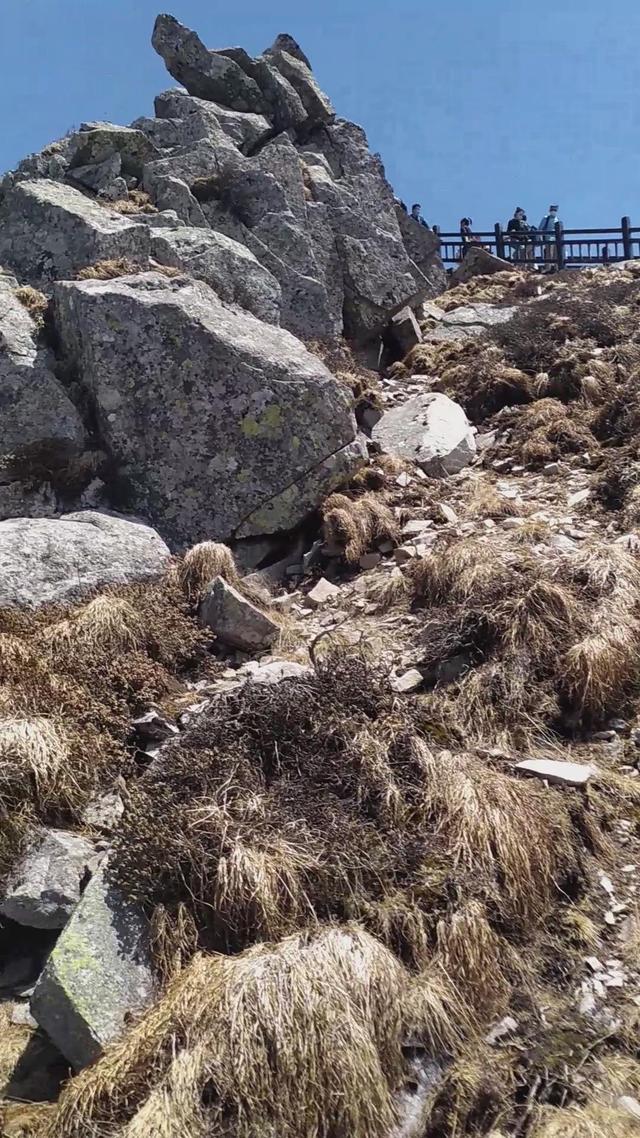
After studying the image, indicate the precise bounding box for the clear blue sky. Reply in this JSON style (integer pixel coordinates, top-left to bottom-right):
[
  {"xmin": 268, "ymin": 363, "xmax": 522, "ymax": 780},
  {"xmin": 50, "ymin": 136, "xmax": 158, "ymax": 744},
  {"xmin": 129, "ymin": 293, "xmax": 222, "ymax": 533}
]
[{"xmin": 1, "ymin": 0, "xmax": 639, "ymax": 232}]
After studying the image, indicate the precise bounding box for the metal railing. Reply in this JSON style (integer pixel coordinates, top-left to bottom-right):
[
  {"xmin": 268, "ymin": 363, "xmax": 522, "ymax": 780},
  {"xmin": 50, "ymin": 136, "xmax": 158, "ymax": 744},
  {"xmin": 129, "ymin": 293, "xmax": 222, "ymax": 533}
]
[{"xmin": 432, "ymin": 217, "xmax": 640, "ymax": 270}]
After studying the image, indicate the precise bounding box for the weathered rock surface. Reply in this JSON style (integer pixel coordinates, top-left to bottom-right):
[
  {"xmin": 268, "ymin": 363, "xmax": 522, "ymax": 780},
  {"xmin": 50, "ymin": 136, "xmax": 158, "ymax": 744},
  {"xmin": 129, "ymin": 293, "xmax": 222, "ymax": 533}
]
[
  {"xmin": 53, "ymin": 272, "xmax": 360, "ymax": 547},
  {"xmin": 150, "ymin": 226, "xmax": 282, "ymax": 323},
  {"xmin": 31, "ymin": 868, "xmax": 155, "ymax": 1070},
  {"xmin": 152, "ymin": 14, "xmax": 268, "ymax": 113},
  {"xmin": 69, "ymin": 122, "xmax": 160, "ymax": 178},
  {"xmin": 450, "ymin": 244, "xmax": 512, "ymax": 283},
  {"xmin": 0, "ymin": 180, "xmax": 150, "ymax": 287},
  {"xmin": 425, "ymin": 302, "xmax": 518, "ymax": 343},
  {"xmin": 396, "ymin": 206, "xmax": 447, "ymax": 295},
  {"xmin": 0, "ymin": 512, "xmax": 171, "ymax": 607},
  {"xmin": 1, "ymin": 830, "xmax": 98, "ymax": 930},
  {"xmin": 372, "ymin": 393, "xmax": 476, "ymax": 476},
  {"xmin": 199, "ymin": 575, "xmax": 279, "ymax": 650},
  {"xmin": 153, "ymin": 88, "xmax": 271, "ymax": 151},
  {"xmin": 0, "ymin": 272, "xmax": 85, "ymax": 498}
]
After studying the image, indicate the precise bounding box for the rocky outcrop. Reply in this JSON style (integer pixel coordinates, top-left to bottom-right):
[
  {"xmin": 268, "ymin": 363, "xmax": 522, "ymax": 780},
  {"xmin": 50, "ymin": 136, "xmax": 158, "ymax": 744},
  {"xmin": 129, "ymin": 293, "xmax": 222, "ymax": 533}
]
[
  {"xmin": 31, "ymin": 868, "xmax": 155, "ymax": 1070},
  {"xmin": 0, "ymin": 13, "xmax": 443, "ymax": 546},
  {"xmin": 0, "ymin": 512, "xmax": 171, "ymax": 607},
  {"xmin": 372, "ymin": 393, "xmax": 476, "ymax": 476},
  {"xmin": 53, "ymin": 272, "xmax": 361, "ymax": 547},
  {"xmin": 0, "ymin": 181, "xmax": 150, "ymax": 287},
  {"xmin": 450, "ymin": 244, "xmax": 511, "ymax": 283}
]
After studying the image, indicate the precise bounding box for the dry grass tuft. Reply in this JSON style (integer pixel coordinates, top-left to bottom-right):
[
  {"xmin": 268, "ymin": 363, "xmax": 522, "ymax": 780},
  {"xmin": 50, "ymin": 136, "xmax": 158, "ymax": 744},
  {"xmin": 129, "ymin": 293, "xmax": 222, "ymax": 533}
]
[
  {"xmin": 177, "ymin": 542, "xmax": 241, "ymax": 603},
  {"xmin": 0, "ymin": 717, "xmax": 70, "ymax": 808},
  {"xmin": 14, "ymin": 286, "xmax": 49, "ymax": 324},
  {"xmin": 463, "ymin": 478, "xmax": 524, "ymax": 520},
  {"xmin": 322, "ymin": 492, "xmax": 399, "ymax": 563},
  {"xmin": 530, "ymin": 1102, "xmax": 640, "ymax": 1137},
  {"xmin": 76, "ymin": 258, "xmax": 142, "ymax": 280},
  {"xmin": 43, "ymin": 595, "xmax": 146, "ymax": 659},
  {"xmin": 43, "ymin": 925, "xmax": 444, "ymax": 1138},
  {"xmin": 106, "ymin": 189, "xmax": 158, "ymax": 215}
]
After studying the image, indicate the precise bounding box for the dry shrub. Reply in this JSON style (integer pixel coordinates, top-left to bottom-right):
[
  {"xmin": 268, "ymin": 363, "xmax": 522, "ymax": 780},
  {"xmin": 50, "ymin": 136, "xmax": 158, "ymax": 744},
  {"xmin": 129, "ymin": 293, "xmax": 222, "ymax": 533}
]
[
  {"xmin": 14, "ymin": 286, "xmax": 49, "ymax": 324},
  {"xmin": 322, "ymin": 492, "xmax": 399, "ymax": 563},
  {"xmin": 0, "ymin": 577, "xmax": 212, "ymax": 885},
  {"xmin": 510, "ymin": 399, "xmax": 596, "ymax": 468},
  {"xmin": 177, "ymin": 542, "xmax": 241, "ymax": 603},
  {"xmin": 463, "ymin": 478, "xmax": 523, "ymax": 520},
  {"xmin": 435, "ymin": 270, "xmax": 525, "ymax": 312},
  {"xmin": 401, "ymin": 337, "xmax": 533, "ymax": 423},
  {"xmin": 593, "ymin": 448, "xmax": 640, "ymax": 512},
  {"xmin": 43, "ymin": 926, "xmax": 449, "ymax": 1138}
]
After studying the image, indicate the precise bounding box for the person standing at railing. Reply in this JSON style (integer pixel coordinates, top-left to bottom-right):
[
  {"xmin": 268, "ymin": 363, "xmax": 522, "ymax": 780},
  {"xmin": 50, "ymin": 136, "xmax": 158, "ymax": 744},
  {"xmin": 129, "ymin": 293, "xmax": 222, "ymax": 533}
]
[
  {"xmin": 507, "ymin": 207, "xmax": 530, "ymax": 262},
  {"xmin": 411, "ymin": 203, "xmax": 430, "ymax": 229},
  {"xmin": 538, "ymin": 205, "xmax": 561, "ymax": 268}
]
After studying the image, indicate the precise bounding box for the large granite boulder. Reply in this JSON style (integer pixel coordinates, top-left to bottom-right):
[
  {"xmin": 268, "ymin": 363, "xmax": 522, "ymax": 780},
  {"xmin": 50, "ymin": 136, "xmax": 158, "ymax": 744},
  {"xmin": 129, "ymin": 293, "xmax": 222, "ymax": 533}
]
[
  {"xmin": 53, "ymin": 272, "xmax": 362, "ymax": 547},
  {"xmin": 153, "ymin": 88, "xmax": 271, "ymax": 151},
  {"xmin": 0, "ymin": 829, "xmax": 98, "ymax": 930},
  {"xmin": 31, "ymin": 868, "xmax": 155, "ymax": 1070},
  {"xmin": 150, "ymin": 226, "xmax": 282, "ymax": 323},
  {"xmin": 0, "ymin": 272, "xmax": 85, "ymax": 499},
  {"xmin": 0, "ymin": 511, "xmax": 171, "ymax": 607},
  {"xmin": 0, "ymin": 181, "xmax": 150, "ymax": 287},
  {"xmin": 218, "ymin": 47, "xmax": 308, "ymax": 132},
  {"xmin": 263, "ymin": 39, "xmax": 335, "ymax": 125},
  {"xmin": 199, "ymin": 575, "xmax": 279, "ymax": 650},
  {"xmin": 372, "ymin": 393, "xmax": 476, "ymax": 477},
  {"xmin": 450, "ymin": 244, "xmax": 512, "ymax": 284},
  {"xmin": 152, "ymin": 14, "xmax": 268, "ymax": 113}
]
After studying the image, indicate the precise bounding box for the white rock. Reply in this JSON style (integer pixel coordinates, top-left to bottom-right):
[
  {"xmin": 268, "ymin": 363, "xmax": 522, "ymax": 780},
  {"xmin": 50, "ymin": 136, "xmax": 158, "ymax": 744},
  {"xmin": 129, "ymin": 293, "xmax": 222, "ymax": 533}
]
[
  {"xmin": 372, "ymin": 393, "xmax": 476, "ymax": 477},
  {"xmin": 304, "ymin": 577, "xmax": 341, "ymax": 608},
  {"xmin": 514, "ymin": 758, "xmax": 596, "ymax": 786},
  {"xmin": 401, "ymin": 519, "xmax": 433, "ymax": 537},
  {"xmin": 391, "ymin": 669, "xmax": 423, "ymax": 693},
  {"xmin": 618, "ymin": 1096, "xmax": 640, "ymax": 1120},
  {"xmin": 567, "ymin": 488, "xmax": 591, "ymax": 507},
  {"xmin": 359, "ymin": 552, "xmax": 382, "ymax": 570},
  {"xmin": 485, "ymin": 1016, "xmax": 518, "ymax": 1045}
]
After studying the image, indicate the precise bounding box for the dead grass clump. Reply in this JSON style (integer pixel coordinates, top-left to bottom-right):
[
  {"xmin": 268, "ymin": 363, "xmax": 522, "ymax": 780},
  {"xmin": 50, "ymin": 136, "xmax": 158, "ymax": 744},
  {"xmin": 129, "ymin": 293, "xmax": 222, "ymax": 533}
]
[
  {"xmin": 436, "ymin": 270, "xmax": 524, "ymax": 312},
  {"xmin": 463, "ymin": 478, "xmax": 523, "ymax": 520},
  {"xmin": 107, "ymin": 189, "xmax": 157, "ymax": 214},
  {"xmin": 322, "ymin": 492, "xmax": 399, "ymax": 563},
  {"xmin": 434, "ymin": 901, "xmax": 519, "ymax": 1018},
  {"xmin": 177, "ymin": 541, "xmax": 241, "ymax": 602},
  {"xmin": 407, "ymin": 535, "xmax": 640, "ymax": 737},
  {"xmin": 593, "ymin": 448, "xmax": 640, "ymax": 512},
  {"xmin": 530, "ymin": 1102, "xmax": 639, "ymax": 1137},
  {"xmin": 14, "ymin": 286, "xmax": 49, "ymax": 324},
  {"xmin": 76, "ymin": 258, "xmax": 142, "ymax": 280},
  {"xmin": 44, "ymin": 926, "xmax": 442, "ymax": 1138},
  {"xmin": 0, "ymin": 717, "xmax": 69, "ymax": 810},
  {"xmin": 43, "ymin": 595, "xmax": 146, "ymax": 659}
]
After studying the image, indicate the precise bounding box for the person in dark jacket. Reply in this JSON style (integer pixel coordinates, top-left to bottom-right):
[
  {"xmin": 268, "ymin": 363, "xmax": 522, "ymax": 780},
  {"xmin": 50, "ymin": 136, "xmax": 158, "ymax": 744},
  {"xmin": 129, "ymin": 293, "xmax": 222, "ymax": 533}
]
[
  {"xmin": 507, "ymin": 207, "xmax": 530, "ymax": 263},
  {"xmin": 411, "ymin": 203, "xmax": 429, "ymax": 229},
  {"xmin": 460, "ymin": 217, "xmax": 479, "ymax": 257}
]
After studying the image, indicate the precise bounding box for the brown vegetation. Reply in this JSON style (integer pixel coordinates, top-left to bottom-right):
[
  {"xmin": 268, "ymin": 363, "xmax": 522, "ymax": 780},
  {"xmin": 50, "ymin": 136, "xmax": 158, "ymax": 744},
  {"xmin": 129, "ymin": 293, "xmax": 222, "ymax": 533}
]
[
  {"xmin": 322, "ymin": 491, "xmax": 399, "ymax": 563},
  {"xmin": 14, "ymin": 286, "xmax": 49, "ymax": 324}
]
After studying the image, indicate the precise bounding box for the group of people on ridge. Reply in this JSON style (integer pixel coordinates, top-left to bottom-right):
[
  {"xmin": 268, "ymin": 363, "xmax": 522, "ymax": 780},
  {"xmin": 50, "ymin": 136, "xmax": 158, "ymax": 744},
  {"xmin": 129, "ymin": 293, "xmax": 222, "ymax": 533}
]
[{"xmin": 461, "ymin": 205, "xmax": 562, "ymax": 267}]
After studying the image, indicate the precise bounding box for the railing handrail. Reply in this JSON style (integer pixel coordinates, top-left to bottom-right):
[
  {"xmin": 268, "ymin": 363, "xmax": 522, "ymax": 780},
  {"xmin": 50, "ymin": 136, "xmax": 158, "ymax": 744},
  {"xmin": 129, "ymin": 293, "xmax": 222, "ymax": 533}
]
[{"xmin": 432, "ymin": 216, "xmax": 638, "ymax": 270}]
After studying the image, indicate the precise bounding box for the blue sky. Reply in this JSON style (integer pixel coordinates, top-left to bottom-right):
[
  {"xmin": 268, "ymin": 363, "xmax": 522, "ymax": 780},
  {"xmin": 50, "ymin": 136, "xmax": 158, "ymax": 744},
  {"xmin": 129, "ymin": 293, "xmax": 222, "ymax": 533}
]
[{"xmin": 1, "ymin": 0, "xmax": 639, "ymax": 233}]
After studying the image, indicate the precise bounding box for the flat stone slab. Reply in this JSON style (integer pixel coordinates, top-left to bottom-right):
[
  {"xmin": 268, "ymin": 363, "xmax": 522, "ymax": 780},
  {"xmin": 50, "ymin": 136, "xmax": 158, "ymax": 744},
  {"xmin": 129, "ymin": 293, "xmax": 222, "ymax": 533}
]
[{"xmin": 515, "ymin": 758, "xmax": 596, "ymax": 786}]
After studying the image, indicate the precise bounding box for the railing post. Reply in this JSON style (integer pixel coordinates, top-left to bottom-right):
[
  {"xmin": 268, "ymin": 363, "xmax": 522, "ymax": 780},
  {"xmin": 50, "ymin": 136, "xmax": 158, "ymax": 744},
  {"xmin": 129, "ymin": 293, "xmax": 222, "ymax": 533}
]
[
  {"xmin": 555, "ymin": 220, "xmax": 565, "ymax": 270},
  {"xmin": 494, "ymin": 222, "xmax": 505, "ymax": 260},
  {"xmin": 622, "ymin": 216, "xmax": 632, "ymax": 260}
]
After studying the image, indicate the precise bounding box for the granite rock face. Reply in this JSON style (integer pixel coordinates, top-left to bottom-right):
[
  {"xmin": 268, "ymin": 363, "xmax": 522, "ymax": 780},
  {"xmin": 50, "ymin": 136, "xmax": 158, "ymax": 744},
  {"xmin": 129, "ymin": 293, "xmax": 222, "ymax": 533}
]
[
  {"xmin": 0, "ymin": 512, "xmax": 171, "ymax": 607},
  {"xmin": 53, "ymin": 272, "xmax": 360, "ymax": 547}
]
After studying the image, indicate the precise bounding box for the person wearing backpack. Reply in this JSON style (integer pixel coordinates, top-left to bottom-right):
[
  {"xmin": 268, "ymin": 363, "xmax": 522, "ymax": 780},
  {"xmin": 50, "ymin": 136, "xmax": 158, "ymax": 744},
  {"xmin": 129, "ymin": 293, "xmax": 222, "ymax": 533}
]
[{"xmin": 538, "ymin": 204, "xmax": 561, "ymax": 268}]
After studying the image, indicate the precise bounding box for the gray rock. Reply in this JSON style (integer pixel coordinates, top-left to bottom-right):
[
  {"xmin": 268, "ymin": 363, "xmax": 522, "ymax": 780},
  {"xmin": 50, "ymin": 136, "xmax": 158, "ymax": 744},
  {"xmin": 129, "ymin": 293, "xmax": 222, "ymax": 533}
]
[
  {"xmin": 82, "ymin": 791, "xmax": 125, "ymax": 833},
  {"xmin": 304, "ymin": 577, "xmax": 341, "ymax": 608},
  {"xmin": 1, "ymin": 829, "xmax": 98, "ymax": 930},
  {"xmin": 0, "ymin": 273, "xmax": 85, "ymax": 489},
  {"xmin": 391, "ymin": 306, "xmax": 422, "ymax": 354},
  {"xmin": 154, "ymin": 89, "xmax": 271, "ymax": 150},
  {"xmin": 68, "ymin": 152, "xmax": 123, "ymax": 196},
  {"xmin": 150, "ymin": 174, "xmax": 208, "ymax": 227},
  {"xmin": 152, "ymin": 15, "xmax": 267, "ymax": 113},
  {"xmin": 53, "ymin": 272, "xmax": 360, "ymax": 547},
  {"xmin": 396, "ymin": 206, "xmax": 447, "ymax": 296},
  {"xmin": 425, "ymin": 303, "xmax": 518, "ymax": 344},
  {"xmin": 264, "ymin": 42, "xmax": 334, "ymax": 125},
  {"xmin": 143, "ymin": 136, "xmax": 235, "ymax": 194},
  {"xmin": 0, "ymin": 180, "xmax": 150, "ymax": 287},
  {"xmin": 242, "ymin": 659, "xmax": 312, "ymax": 685},
  {"xmin": 391, "ymin": 669, "xmax": 423, "ymax": 693},
  {"xmin": 217, "ymin": 48, "xmax": 307, "ymax": 132},
  {"xmin": 338, "ymin": 226, "xmax": 426, "ymax": 342},
  {"xmin": 0, "ymin": 511, "xmax": 171, "ymax": 607},
  {"xmin": 236, "ymin": 435, "xmax": 367, "ymax": 538},
  {"xmin": 372, "ymin": 393, "xmax": 476, "ymax": 477},
  {"xmin": 69, "ymin": 123, "xmax": 159, "ymax": 178},
  {"xmin": 31, "ymin": 867, "xmax": 155, "ymax": 1070},
  {"xmin": 450, "ymin": 244, "xmax": 512, "ymax": 283},
  {"xmin": 199, "ymin": 575, "xmax": 279, "ymax": 650},
  {"xmin": 256, "ymin": 135, "xmax": 307, "ymax": 221},
  {"xmin": 150, "ymin": 226, "xmax": 282, "ymax": 323}
]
